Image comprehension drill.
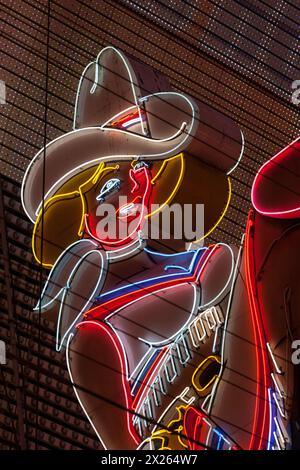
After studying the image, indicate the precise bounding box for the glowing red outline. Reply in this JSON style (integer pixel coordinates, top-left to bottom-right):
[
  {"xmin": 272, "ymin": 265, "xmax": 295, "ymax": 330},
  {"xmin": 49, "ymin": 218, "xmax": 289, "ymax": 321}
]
[
  {"xmin": 84, "ymin": 166, "xmax": 152, "ymax": 247},
  {"xmin": 245, "ymin": 212, "xmax": 271, "ymax": 449},
  {"xmin": 75, "ymin": 320, "xmax": 140, "ymax": 446},
  {"xmin": 132, "ymin": 346, "xmax": 169, "ymax": 410},
  {"xmin": 110, "ymin": 108, "xmax": 146, "ymax": 129},
  {"xmin": 76, "ymin": 246, "xmax": 225, "ymax": 446},
  {"xmin": 194, "ymin": 415, "xmax": 203, "ymax": 450},
  {"xmin": 251, "ymin": 136, "xmax": 300, "ymax": 218}
]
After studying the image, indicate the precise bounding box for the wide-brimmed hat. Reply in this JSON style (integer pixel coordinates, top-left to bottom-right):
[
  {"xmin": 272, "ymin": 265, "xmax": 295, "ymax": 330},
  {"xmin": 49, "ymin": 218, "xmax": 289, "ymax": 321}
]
[
  {"xmin": 21, "ymin": 46, "xmax": 243, "ymax": 223},
  {"xmin": 251, "ymin": 136, "xmax": 300, "ymax": 218}
]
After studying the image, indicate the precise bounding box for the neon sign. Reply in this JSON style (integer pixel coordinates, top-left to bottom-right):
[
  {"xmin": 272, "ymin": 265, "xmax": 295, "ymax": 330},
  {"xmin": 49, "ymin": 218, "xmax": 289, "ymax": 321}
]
[{"xmin": 21, "ymin": 46, "xmax": 258, "ymax": 450}]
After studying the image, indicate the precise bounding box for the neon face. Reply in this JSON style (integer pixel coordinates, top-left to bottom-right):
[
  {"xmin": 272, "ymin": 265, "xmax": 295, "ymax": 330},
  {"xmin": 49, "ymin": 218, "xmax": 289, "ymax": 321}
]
[{"xmin": 85, "ymin": 164, "xmax": 152, "ymax": 248}]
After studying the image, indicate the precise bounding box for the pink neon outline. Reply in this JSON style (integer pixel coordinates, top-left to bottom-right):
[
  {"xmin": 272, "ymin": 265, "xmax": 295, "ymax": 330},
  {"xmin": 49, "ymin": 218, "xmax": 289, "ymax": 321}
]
[
  {"xmin": 196, "ymin": 243, "xmax": 219, "ymax": 282},
  {"xmin": 84, "ymin": 166, "xmax": 151, "ymax": 247},
  {"xmin": 76, "ymin": 320, "xmax": 140, "ymax": 446},
  {"xmin": 84, "ymin": 246, "xmax": 213, "ymax": 322},
  {"xmin": 251, "ymin": 136, "xmax": 300, "ymax": 217}
]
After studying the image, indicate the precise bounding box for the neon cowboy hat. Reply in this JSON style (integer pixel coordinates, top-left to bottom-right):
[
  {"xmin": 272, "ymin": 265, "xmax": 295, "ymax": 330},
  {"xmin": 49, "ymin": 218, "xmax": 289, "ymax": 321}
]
[{"xmin": 21, "ymin": 46, "xmax": 244, "ymax": 223}]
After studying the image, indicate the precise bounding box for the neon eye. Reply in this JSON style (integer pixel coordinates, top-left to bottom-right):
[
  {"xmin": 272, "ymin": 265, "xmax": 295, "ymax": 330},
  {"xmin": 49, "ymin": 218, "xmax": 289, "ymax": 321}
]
[{"xmin": 96, "ymin": 178, "xmax": 121, "ymax": 201}]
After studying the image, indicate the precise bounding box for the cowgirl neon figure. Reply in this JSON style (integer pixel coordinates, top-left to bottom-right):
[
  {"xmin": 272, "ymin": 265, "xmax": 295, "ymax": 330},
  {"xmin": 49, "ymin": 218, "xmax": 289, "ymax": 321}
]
[{"xmin": 21, "ymin": 47, "xmax": 244, "ymax": 449}]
